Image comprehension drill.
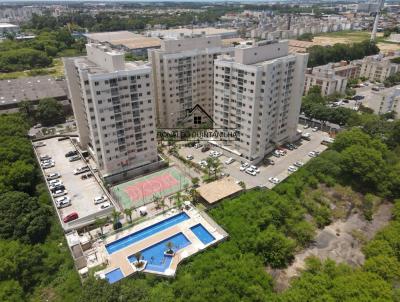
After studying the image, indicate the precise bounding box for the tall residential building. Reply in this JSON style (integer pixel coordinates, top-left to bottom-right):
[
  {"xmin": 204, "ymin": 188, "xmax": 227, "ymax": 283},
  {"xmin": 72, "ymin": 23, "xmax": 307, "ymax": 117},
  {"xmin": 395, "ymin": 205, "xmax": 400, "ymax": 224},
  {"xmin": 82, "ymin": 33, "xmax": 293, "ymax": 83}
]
[
  {"xmin": 213, "ymin": 40, "xmax": 308, "ymax": 162},
  {"xmin": 64, "ymin": 43, "xmax": 158, "ymax": 181},
  {"xmin": 304, "ymin": 65, "xmax": 348, "ymax": 96},
  {"xmin": 148, "ymin": 34, "xmax": 233, "ymax": 128}
]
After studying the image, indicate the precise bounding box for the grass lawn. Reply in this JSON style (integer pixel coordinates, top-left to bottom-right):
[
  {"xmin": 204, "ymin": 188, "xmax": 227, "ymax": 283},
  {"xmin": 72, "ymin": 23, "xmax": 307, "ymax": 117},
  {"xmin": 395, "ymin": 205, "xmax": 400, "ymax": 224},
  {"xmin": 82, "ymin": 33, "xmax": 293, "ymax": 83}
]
[{"xmin": 0, "ymin": 58, "xmax": 65, "ymax": 80}]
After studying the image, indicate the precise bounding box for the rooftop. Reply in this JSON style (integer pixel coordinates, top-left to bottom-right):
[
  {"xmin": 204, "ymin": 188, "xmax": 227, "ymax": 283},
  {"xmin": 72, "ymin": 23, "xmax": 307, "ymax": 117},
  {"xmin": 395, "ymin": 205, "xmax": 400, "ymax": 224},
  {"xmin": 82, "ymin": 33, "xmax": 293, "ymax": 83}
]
[
  {"xmin": 196, "ymin": 177, "xmax": 243, "ymax": 204},
  {"xmin": 146, "ymin": 27, "xmax": 237, "ymax": 39},
  {"xmin": 0, "ymin": 76, "xmax": 68, "ymax": 106},
  {"xmin": 84, "ymin": 31, "xmax": 161, "ymax": 50},
  {"xmin": 0, "ymin": 23, "xmax": 18, "ymax": 28}
]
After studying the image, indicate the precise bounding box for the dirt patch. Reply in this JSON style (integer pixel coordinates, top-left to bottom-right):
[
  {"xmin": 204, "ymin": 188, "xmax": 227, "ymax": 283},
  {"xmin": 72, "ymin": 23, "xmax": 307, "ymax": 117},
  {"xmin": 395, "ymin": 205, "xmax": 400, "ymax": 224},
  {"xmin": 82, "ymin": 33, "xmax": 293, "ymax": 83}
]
[{"xmin": 271, "ymin": 202, "xmax": 393, "ymax": 292}]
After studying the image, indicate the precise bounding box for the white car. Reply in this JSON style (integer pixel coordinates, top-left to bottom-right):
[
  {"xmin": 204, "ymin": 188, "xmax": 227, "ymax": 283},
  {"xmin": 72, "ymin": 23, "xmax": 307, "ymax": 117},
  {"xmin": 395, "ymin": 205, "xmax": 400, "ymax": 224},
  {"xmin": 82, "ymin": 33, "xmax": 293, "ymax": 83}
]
[
  {"xmin": 312, "ymin": 127, "xmax": 318, "ymax": 132},
  {"xmin": 73, "ymin": 166, "xmax": 90, "ymax": 175},
  {"xmin": 42, "ymin": 162, "xmax": 55, "ymax": 169},
  {"xmin": 56, "ymin": 196, "xmax": 71, "ymax": 208},
  {"xmin": 288, "ymin": 166, "xmax": 298, "ymax": 173},
  {"xmin": 308, "ymin": 151, "xmax": 317, "ymax": 157},
  {"xmin": 53, "ymin": 190, "xmax": 67, "ymax": 197},
  {"xmin": 198, "ymin": 160, "xmax": 207, "ymax": 167},
  {"xmin": 94, "ymin": 195, "xmax": 107, "ymax": 205},
  {"xmin": 293, "ymin": 161, "xmax": 304, "ymax": 167},
  {"xmin": 273, "ymin": 151, "xmax": 281, "ymax": 158},
  {"xmin": 46, "ymin": 172, "xmax": 60, "ymax": 180},
  {"xmin": 194, "ymin": 143, "xmax": 202, "ymax": 149},
  {"xmin": 245, "ymin": 168, "xmax": 257, "ymax": 176},
  {"xmin": 186, "ymin": 155, "xmax": 194, "ymax": 160},
  {"xmin": 48, "ymin": 179, "xmax": 62, "ymax": 186},
  {"xmin": 268, "ymin": 177, "xmax": 280, "ymax": 184},
  {"xmin": 249, "ymin": 165, "xmax": 260, "ymax": 173},
  {"xmin": 225, "ymin": 157, "xmax": 235, "ymax": 165},
  {"xmin": 100, "ymin": 202, "xmax": 111, "ymax": 209},
  {"xmin": 303, "ymin": 125, "xmax": 310, "ymax": 129}
]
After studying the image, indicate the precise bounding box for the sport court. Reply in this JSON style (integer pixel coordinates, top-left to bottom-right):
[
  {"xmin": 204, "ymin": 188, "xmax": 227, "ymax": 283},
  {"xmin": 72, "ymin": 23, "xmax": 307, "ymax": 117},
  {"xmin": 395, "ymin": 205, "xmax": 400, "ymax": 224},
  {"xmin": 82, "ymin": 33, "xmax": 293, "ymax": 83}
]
[{"xmin": 111, "ymin": 167, "xmax": 190, "ymax": 210}]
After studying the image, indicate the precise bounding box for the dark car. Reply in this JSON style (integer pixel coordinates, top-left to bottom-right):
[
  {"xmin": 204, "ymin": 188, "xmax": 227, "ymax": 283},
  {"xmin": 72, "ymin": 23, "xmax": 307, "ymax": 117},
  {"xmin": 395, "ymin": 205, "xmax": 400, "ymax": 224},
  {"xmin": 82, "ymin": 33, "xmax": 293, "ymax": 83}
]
[
  {"xmin": 50, "ymin": 185, "xmax": 65, "ymax": 193},
  {"xmin": 65, "ymin": 150, "xmax": 78, "ymax": 157},
  {"xmin": 201, "ymin": 145, "xmax": 210, "ymax": 152},
  {"xmin": 63, "ymin": 212, "xmax": 78, "ymax": 223}
]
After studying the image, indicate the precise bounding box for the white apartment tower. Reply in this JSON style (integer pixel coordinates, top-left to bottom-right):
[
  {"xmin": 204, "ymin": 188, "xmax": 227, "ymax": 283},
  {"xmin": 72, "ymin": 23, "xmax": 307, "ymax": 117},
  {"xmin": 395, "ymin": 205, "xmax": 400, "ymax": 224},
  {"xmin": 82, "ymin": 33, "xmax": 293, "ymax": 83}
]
[
  {"xmin": 148, "ymin": 34, "xmax": 233, "ymax": 128},
  {"xmin": 214, "ymin": 40, "xmax": 308, "ymax": 162},
  {"xmin": 64, "ymin": 43, "xmax": 158, "ymax": 180}
]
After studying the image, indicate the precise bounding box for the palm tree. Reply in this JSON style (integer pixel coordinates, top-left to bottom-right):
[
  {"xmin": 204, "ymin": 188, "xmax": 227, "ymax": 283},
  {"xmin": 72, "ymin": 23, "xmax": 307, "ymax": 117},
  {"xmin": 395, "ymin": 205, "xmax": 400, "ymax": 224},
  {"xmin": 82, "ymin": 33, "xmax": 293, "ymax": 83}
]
[
  {"xmin": 124, "ymin": 207, "xmax": 133, "ymax": 223},
  {"xmin": 111, "ymin": 210, "xmax": 121, "ymax": 226},
  {"xmin": 238, "ymin": 181, "xmax": 246, "ymax": 190},
  {"xmin": 159, "ymin": 197, "xmax": 166, "ymax": 212},
  {"xmin": 189, "ymin": 188, "xmax": 200, "ymax": 203},
  {"xmin": 166, "ymin": 241, "xmax": 174, "ymax": 254},
  {"xmin": 191, "ymin": 177, "xmax": 200, "ymax": 187},
  {"xmin": 133, "ymin": 251, "xmax": 144, "ymax": 268},
  {"xmin": 152, "ymin": 195, "xmax": 162, "ymax": 209},
  {"xmin": 174, "ymin": 192, "xmax": 183, "ymax": 209},
  {"xmin": 94, "ymin": 216, "xmax": 109, "ymax": 236}
]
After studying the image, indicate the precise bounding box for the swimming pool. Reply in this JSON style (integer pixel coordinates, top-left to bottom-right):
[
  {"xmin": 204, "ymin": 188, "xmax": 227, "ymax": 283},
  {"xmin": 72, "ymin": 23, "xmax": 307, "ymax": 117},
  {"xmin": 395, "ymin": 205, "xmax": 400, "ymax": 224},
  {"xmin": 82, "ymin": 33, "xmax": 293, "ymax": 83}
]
[
  {"xmin": 105, "ymin": 268, "xmax": 124, "ymax": 284},
  {"xmin": 190, "ymin": 224, "xmax": 215, "ymax": 245},
  {"xmin": 106, "ymin": 212, "xmax": 190, "ymax": 254},
  {"xmin": 129, "ymin": 232, "xmax": 191, "ymax": 273}
]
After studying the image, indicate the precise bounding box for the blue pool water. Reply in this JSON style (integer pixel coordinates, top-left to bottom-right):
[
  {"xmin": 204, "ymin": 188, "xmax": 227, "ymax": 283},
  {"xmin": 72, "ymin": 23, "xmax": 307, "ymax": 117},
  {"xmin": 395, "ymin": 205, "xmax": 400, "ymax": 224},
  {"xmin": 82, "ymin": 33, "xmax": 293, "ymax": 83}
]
[
  {"xmin": 105, "ymin": 268, "xmax": 124, "ymax": 284},
  {"xmin": 190, "ymin": 224, "xmax": 215, "ymax": 245},
  {"xmin": 106, "ymin": 212, "xmax": 190, "ymax": 254},
  {"xmin": 129, "ymin": 232, "xmax": 191, "ymax": 273}
]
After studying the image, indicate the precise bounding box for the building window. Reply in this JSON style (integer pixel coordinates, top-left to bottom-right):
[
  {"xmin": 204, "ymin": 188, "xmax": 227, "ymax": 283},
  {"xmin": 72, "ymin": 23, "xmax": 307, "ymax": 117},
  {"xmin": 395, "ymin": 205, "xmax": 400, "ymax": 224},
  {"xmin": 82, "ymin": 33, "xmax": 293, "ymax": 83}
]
[{"xmin": 194, "ymin": 116, "xmax": 202, "ymax": 124}]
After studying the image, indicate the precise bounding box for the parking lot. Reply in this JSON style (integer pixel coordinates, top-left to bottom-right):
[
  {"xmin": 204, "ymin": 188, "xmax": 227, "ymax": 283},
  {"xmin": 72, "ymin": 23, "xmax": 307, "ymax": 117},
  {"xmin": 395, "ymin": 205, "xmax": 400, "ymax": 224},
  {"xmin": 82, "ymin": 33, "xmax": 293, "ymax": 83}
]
[
  {"xmin": 33, "ymin": 137, "xmax": 114, "ymax": 230},
  {"xmin": 178, "ymin": 129, "xmax": 330, "ymax": 189}
]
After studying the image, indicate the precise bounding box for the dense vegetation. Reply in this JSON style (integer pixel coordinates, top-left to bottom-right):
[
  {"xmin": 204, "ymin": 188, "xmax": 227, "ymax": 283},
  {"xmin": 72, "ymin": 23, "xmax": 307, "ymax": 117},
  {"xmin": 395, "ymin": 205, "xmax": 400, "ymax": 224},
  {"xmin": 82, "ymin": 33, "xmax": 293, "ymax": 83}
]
[
  {"xmin": 307, "ymin": 40, "xmax": 379, "ymax": 67},
  {"xmin": 0, "ymin": 29, "xmax": 85, "ymax": 72},
  {"xmin": 384, "ymin": 71, "xmax": 400, "ymax": 87},
  {"xmin": 0, "ymin": 115, "xmax": 81, "ymax": 302}
]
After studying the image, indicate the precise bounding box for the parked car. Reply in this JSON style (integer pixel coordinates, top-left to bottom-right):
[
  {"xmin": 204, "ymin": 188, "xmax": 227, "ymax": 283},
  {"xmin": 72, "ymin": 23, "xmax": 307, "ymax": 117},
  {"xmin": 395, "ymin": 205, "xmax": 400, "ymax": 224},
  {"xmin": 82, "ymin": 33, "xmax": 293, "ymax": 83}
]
[
  {"xmin": 225, "ymin": 157, "xmax": 235, "ymax": 165},
  {"xmin": 186, "ymin": 155, "xmax": 194, "ymax": 160},
  {"xmin": 63, "ymin": 212, "xmax": 78, "ymax": 223},
  {"xmin": 42, "ymin": 162, "xmax": 55, "ymax": 169},
  {"xmin": 308, "ymin": 151, "xmax": 317, "ymax": 157},
  {"xmin": 249, "ymin": 165, "xmax": 260, "ymax": 173},
  {"xmin": 303, "ymin": 124, "xmax": 310, "ymax": 129},
  {"xmin": 273, "ymin": 151, "xmax": 281, "ymax": 158},
  {"xmin": 69, "ymin": 155, "xmax": 81, "ymax": 162},
  {"xmin": 53, "ymin": 189, "xmax": 67, "ymax": 197},
  {"xmin": 48, "ymin": 179, "xmax": 62, "ymax": 186},
  {"xmin": 198, "ymin": 160, "xmax": 207, "ymax": 168},
  {"xmin": 94, "ymin": 195, "xmax": 107, "ymax": 205},
  {"xmin": 288, "ymin": 165, "xmax": 298, "ymax": 173},
  {"xmin": 194, "ymin": 143, "xmax": 203, "ymax": 149},
  {"xmin": 245, "ymin": 168, "xmax": 257, "ymax": 176},
  {"xmin": 73, "ymin": 166, "xmax": 89, "ymax": 175},
  {"xmin": 269, "ymin": 159, "xmax": 276, "ymax": 166},
  {"xmin": 294, "ymin": 161, "xmax": 304, "ymax": 167},
  {"xmin": 46, "ymin": 172, "xmax": 60, "ymax": 180},
  {"xmin": 50, "ymin": 185, "xmax": 65, "ymax": 193},
  {"xmin": 239, "ymin": 162, "xmax": 249, "ymax": 171},
  {"xmin": 40, "ymin": 154, "xmax": 51, "ymax": 161},
  {"xmin": 201, "ymin": 145, "xmax": 210, "ymax": 152},
  {"xmin": 100, "ymin": 202, "xmax": 111, "ymax": 209},
  {"xmin": 56, "ymin": 196, "xmax": 71, "ymax": 209},
  {"xmin": 65, "ymin": 150, "xmax": 78, "ymax": 157},
  {"xmin": 268, "ymin": 177, "xmax": 280, "ymax": 184},
  {"xmin": 312, "ymin": 127, "xmax": 319, "ymax": 132}
]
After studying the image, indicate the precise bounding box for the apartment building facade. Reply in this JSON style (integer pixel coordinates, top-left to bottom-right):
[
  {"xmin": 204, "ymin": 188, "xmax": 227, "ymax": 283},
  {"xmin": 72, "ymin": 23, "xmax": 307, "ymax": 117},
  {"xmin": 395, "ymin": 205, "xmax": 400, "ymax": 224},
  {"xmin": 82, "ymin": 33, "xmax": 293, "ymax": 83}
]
[
  {"xmin": 304, "ymin": 65, "xmax": 348, "ymax": 96},
  {"xmin": 357, "ymin": 54, "xmax": 400, "ymax": 82},
  {"xmin": 64, "ymin": 43, "xmax": 158, "ymax": 181},
  {"xmin": 213, "ymin": 40, "xmax": 308, "ymax": 162},
  {"xmin": 148, "ymin": 34, "xmax": 233, "ymax": 128}
]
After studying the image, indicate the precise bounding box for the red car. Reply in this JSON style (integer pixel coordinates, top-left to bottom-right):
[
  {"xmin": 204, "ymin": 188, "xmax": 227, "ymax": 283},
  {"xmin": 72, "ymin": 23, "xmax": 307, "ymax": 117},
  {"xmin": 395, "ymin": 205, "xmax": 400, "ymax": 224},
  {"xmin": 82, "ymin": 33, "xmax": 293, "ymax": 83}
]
[{"xmin": 63, "ymin": 212, "xmax": 78, "ymax": 223}]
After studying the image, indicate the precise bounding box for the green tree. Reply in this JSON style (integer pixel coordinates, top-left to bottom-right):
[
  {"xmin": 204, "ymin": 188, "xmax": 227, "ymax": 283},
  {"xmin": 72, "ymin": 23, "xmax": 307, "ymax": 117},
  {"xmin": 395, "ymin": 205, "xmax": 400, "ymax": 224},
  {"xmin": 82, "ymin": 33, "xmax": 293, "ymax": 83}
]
[
  {"xmin": 36, "ymin": 98, "xmax": 65, "ymax": 127},
  {"xmin": 123, "ymin": 208, "xmax": 133, "ymax": 223}
]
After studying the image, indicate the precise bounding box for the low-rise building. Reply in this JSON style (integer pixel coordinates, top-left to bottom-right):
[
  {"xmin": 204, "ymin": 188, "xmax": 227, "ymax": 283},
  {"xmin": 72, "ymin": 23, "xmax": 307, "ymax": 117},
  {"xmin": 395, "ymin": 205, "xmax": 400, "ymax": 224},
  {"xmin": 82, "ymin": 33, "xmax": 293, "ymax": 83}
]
[
  {"xmin": 0, "ymin": 76, "xmax": 70, "ymax": 114},
  {"xmin": 356, "ymin": 53, "xmax": 400, "ymax": 82},
  {"xmin": 145, "ymin": 27, "xmax": 238, "ymax": 40},
  {"xmin": 0, "ymin": 23, "xmax": 19, "ymax": 36},
  {"xmin": 304, "ymin": 65, "xmax": 348, "ymax": 96},
  {"xmin": 84, "ymin": 31, "xmax": 161, "ymax": 56}
]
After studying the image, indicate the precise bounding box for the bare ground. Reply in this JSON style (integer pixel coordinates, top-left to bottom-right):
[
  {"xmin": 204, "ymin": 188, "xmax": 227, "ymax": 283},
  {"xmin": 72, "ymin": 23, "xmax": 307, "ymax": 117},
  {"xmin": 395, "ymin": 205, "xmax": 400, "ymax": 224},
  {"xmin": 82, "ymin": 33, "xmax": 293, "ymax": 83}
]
[{"xmin": 270, "ymin": 202, "xmax": 393, "ymax": 292}]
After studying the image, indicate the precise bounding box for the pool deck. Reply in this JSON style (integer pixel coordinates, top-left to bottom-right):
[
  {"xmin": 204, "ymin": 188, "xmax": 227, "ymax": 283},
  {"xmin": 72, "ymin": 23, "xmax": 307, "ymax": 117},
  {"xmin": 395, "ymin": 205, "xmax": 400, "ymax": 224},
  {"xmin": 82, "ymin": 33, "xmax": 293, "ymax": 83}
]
[{"xmin": 97, "ymin": 206, "xmax": 227, "ymax": 278}]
